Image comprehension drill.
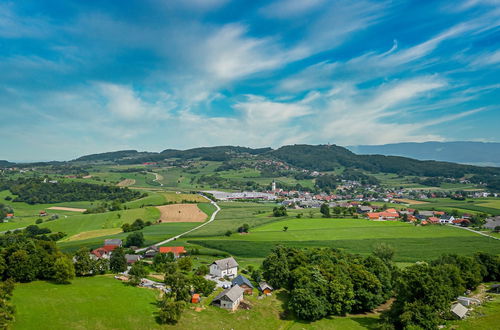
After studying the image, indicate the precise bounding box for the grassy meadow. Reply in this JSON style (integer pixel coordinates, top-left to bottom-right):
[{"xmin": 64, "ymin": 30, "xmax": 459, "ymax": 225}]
[{"xmin": 11, "ymin": 276, "xmax": 380, "ymax": 330}]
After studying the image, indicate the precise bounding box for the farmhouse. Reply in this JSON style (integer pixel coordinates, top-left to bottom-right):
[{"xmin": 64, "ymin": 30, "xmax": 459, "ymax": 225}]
[
  {"xmin": 125, "ymin": 254, "xmax": 141, "ymax": 264},
  {"xmin": 231, "ymin": 274, "xmax": 254, "ymax": 295},
  {"xmin": 485, "ymin": 216, "xmax": 500, "ymax": 230},
  {"xmin": 259, "ymin": 282, "xmax": 273, "ymax": 295},
  {"xmin": 142, "ymin": 246, "xmax": 159, "ymax": 258},
  {"xmin": 210, "ymin": 257, "xmax": 238, "ymax": 278},
  {"xmin": 357, "ymin": 205, "xmax": 373, "ymax": 213},
  {"xmin": 212, "ymin": 285, "xmax": 244, "ymax": 310},
  {"xmin": 159, "ymin": 246, "xmax": 187, "ymax": 258},
  {"xmin": 90, "ymin": 246, "xmax": 116, "ymax": 259},
  {"xmin": 366, "ymin": 210, "xmax": 399, "ymax": 221}
]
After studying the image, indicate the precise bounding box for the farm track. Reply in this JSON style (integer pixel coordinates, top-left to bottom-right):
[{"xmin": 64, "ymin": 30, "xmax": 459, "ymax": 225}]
[{"xmin": 136, "ymin": 194, "xmax": 220, "ymax": 252}]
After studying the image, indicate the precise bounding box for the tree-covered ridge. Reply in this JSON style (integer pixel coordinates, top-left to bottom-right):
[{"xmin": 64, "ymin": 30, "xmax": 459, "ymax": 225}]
[
  {"xmin": 269, "ymin": 144, "xmax": 500, "ymax": 177},
  {"xmin": 2, "ymin": 178, "xmax": 144, "ymax": 204}
]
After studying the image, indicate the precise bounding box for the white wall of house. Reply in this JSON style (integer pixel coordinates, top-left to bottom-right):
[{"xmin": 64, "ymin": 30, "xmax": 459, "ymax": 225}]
[{"xmin": 210, "ymin": 264, "xmax": 238, "ymax": 278}]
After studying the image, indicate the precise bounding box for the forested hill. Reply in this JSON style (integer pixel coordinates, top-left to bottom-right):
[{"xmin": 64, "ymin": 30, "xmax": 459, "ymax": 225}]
[
  {"xmin": 267, "ymin": 145, "xmax": 500, "ymax": 178},
  {"xmin": 348, "ymin": 141, "xmax": 500, "ymax": 166},
  {"xmin": 0, "ymin": 160, "xmax": 15, "ymax": 167},
  {"xmin": 6, "ymin": 144, "xmax": 500, "ymax": 184}
]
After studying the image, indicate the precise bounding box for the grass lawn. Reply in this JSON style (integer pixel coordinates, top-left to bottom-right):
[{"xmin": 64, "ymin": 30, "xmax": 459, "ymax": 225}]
[
  {"xmin": 11, "ymin": 276, "xmax": 160, "ymax": 330},
  {"xmin": 188, "ymin": 218, "xmax": 500, "ymax": 262}
]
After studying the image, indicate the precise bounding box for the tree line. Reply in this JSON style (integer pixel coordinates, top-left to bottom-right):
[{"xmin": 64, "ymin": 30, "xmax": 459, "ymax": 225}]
[
  {"xmin": 1, "ymin": 178, "xmax": 144, "ymax": 204},
  {"xmin": 261, "ymin": 245, "xmax": 500, "ymax": 328},
  {"xmin": 0, "ymin": 230, "xmax": 76, "ymax": 327}
]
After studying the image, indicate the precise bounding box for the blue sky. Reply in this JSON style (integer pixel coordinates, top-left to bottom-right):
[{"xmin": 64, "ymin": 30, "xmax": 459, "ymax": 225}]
[{"xmin": 0, "ymin": 0, "xmax": 499, "ymax": 161}]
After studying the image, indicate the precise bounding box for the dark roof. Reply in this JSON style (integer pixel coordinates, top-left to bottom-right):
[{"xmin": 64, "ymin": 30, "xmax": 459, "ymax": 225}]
[
  {"xmin": 104, "ymin": 239, "xmax": 122, "ymax": 246},
  {"xmin": 125, "ymin": 254, "xmax": 141, "ymax": 263},
  {"xmin": 232, "ymin": 275, "xmax": 254, "ymax": 288},
  {"xmin": 213, "ymin": 285, "xmax": 244, "ymax": 303},
  {"xmin": 212, "ymin": 257, "xmax": 238, "ymax": 270}
]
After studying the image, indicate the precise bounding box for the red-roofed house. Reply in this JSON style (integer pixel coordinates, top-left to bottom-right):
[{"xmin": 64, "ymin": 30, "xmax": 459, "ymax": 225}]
[
  {"xmin": 5, "ymin": 213, "xmax": 14, "ymax": 219},
  {"xmin": 91, "ymin": 247, "xmax": 113, "ymax": 259},
  {"xmin": 433, "ymin": 211, "xmax": 445, "ymax": 216},
  {"xmin": 428, "ymin": 217, "xmax": 440, "ymax": 224},
  {"xmin": 159, "ymin": 246, "xmax": 187, "ymax": 258}
]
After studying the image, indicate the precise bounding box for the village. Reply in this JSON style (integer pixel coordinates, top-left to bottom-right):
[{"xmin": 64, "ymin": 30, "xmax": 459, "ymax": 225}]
[{"xmin": 87, "ymin": 237, "xmax": 274, "ymax": 312}]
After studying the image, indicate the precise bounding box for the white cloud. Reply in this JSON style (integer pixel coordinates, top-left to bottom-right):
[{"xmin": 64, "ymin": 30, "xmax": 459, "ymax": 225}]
[
  {"xmin": 202, "ymin": 24, "xmax": 285, "ymax": 81},
  {"xmin": 470, "ymin": 50, "xmax": 500, "ymax": 67}
]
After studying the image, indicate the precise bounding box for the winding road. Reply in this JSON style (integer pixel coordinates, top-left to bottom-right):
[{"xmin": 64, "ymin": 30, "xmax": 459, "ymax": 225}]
[{"xmin": 135, "ymin": 194, "xmax": 220, "ymax": 252}]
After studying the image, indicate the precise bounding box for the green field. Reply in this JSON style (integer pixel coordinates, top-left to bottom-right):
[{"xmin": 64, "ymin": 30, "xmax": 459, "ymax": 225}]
[
  {"xmin": 11, "ymin": 276, "xmax": 380, "ymax": 330},
  {"xmin": 11, "ymin": 276, "xmax": 159, "ymax": 330},
  {"xmin": 184, "ymin": 201, "xmax": 277, "ymax": 237},
  {"xmin": 188, "ymin": 218, "xmax": 500, "ymax": 262}
]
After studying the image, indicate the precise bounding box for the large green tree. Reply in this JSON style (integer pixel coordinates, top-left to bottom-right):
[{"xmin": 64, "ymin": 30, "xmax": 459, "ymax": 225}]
[
  {"xmin": 109, "ymin": 248, "xmax": 127, "ymax": 273},
  {"xmin": 73, "ymin": 248, "xmax": 95, "ymax": 276},
  {"xmin": 53, "ymin": 256, "xmax": 75, "ymax": 284}
]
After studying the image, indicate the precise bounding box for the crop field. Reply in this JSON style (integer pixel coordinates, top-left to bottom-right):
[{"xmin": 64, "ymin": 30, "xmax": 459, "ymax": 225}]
[
  {"xmin": 11, "ymin": 276, "xmax": 379, "ymax": 330},
  {"xmin": 162, "ymin": 192, "xmax": 207, "ymax": 203},
  {"xmin": 156, "ymin": 204, "xmax": 207, "ymax": 222},
  {"xmin": 188, "ymin": 218, "xmax": 500, "ymax": 262}
]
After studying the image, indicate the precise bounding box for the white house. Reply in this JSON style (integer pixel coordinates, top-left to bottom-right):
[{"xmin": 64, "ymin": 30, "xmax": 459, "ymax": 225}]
[
  {"xmin": 212, "ymin": 285, "xmax": 244, "ymax": 310},
  {"xmin": 210, "ymin": 257, "xmax": 238, "ymax": 278}
]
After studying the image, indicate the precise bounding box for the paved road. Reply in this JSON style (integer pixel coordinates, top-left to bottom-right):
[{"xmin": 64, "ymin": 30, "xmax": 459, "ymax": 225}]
[
  {"xmin": 136, "ymin": 194, "xmax": 220, "ymax": 252},
  {"xmin": 451, "ymin": 225, "xmax": 500, "ymax": 241}
]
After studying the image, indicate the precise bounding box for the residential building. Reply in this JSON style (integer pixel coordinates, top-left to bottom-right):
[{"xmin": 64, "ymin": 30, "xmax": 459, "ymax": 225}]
[
  {"xmin": 210, "ymin": 257, "xmax": 238, "ymax": 278},
  {"xmin": 231, "ymin": 275, "xmax": 254, "ymax": 295},
  {"xmin": 212, "ymin": 285, "xmax": 244, "ymax": 310}
]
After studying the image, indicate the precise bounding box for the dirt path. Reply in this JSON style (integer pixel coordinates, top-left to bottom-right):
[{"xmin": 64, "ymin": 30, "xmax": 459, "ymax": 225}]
[
  {"xmin": 117, "ymin": 179, "xmax": 136, "ymax": 187},
  {"xmin": 152, "ymin": 172, "xmax": 163, "ymax": 186},
  {"xmin": 47, "ymin": 206, "xmax": 86, "ymax": 212}
]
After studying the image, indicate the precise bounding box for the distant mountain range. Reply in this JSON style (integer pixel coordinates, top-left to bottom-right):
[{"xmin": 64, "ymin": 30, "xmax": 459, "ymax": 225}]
[{"xmin": 348, "ymin": 142, "xmax": 500, "ymax": 167}]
